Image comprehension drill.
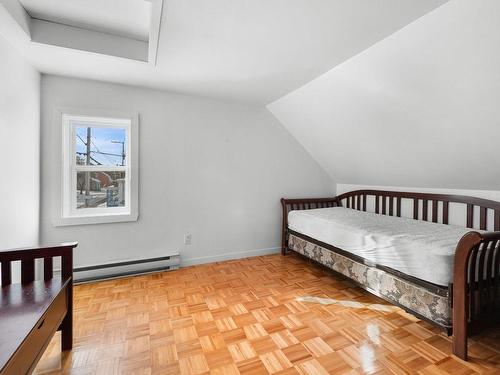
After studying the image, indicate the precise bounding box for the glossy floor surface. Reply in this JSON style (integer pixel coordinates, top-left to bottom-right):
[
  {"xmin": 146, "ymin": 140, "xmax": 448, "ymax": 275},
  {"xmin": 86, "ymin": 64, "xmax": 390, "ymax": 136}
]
[{"xmin": 35, "ymin": 253, "xmax": 500, "ymax": 374}]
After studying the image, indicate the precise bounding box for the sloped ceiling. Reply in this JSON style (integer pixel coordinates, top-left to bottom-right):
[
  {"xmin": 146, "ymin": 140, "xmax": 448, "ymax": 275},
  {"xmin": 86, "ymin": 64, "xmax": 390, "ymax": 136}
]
[
  {"xmin": 0, "ymin": 0, "xmax": 446, "ymax": 103},
  {"xmin": 268, "ymin": 0, "xmax": 500, "ymax": 190}
]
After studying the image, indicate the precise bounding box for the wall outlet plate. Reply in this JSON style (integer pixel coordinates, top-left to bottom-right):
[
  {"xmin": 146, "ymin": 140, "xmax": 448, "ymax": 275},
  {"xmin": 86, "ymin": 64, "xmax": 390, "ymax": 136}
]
[{"xmin": 184, "ymin": 234, "xmax": 192, "ymax": 245}]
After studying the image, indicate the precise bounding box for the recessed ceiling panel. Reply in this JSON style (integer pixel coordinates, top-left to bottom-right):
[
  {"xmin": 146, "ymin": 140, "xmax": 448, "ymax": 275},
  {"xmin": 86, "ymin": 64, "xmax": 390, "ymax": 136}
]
[{"xmin": 19, "ymin": 0, "xmax": 151, "ymax": 41}]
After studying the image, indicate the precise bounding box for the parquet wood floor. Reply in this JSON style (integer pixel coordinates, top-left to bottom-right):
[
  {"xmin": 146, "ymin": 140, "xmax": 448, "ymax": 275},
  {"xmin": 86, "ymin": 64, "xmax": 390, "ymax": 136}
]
[{"xmin": 34, "ymin": 253, "xmax": 500, "ymax": 374}]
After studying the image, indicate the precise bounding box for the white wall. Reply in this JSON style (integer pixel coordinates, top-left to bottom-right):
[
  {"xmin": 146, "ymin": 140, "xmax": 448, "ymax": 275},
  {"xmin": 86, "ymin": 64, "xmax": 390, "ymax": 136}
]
[
  {"xmin": 268, "ymin": 0, "xmax": 500, "ymax": 191},
  {"xmin": 0, "ymin": 35, "xmax": 40, "ymax": 249},
  {"xmin": 40, "ymin": 75, "xmax": 333, "ymax": 268}
]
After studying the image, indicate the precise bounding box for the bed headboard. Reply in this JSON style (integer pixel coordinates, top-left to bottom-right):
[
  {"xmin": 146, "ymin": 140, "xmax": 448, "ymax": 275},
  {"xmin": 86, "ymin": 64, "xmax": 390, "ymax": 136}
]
[{"xmin": 336, "ymin": 190, "xmax": 500, "ymax": 231}]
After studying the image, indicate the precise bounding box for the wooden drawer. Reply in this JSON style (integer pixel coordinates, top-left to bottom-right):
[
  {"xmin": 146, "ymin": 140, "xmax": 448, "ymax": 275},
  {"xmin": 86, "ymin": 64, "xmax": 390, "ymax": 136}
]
[{"xmin": 2, "ymin": 287, "xmax": 68, "ymax": 375}]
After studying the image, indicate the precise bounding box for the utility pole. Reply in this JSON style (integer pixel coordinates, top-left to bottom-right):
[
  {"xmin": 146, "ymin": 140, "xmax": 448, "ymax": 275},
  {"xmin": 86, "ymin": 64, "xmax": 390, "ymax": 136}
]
[
  {"xmin": 85, "ymin": 127, "xmax": 91, "ymax": 206},
  {"xmin": 111, "ymin": 140, "xmax": 125, "ymax": 166}
]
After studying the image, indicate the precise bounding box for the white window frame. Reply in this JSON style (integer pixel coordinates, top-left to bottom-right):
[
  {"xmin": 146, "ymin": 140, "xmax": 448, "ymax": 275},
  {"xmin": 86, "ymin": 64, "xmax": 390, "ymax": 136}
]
[{"xmin": 55, "ymin": 110, "xmax": 139, "ymax": 226}]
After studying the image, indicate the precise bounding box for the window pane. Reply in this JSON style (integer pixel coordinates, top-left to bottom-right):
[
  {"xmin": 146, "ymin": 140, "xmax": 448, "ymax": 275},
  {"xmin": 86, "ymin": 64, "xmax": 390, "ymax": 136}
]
[
  {"xmin": 76, "ymin": 171, "xmax": 126, "ymax": 209},
  {"xmin": 75, "ymin": 126, "xmax": 127, "ymax": 166}
]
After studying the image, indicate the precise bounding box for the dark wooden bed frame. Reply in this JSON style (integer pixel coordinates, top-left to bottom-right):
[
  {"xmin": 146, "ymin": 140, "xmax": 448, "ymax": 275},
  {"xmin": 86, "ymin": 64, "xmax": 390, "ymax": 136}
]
[{"xmin": 281, "ymin": 190, "xmax": 500, "ymax": 360}]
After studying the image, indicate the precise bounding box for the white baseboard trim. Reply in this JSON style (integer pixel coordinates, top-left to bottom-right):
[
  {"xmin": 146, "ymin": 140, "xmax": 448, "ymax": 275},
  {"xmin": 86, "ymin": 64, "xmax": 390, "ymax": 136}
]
[{"xmin": 181, "ymin": 247, "xmax": 280, "ymax": 267}]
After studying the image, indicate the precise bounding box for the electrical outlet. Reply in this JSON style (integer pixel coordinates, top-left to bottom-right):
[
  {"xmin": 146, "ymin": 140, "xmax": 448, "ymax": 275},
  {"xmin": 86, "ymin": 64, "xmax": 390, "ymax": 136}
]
[{"xmin": 184, "ymin": 234, "xmax": 192, "ymax": 245}]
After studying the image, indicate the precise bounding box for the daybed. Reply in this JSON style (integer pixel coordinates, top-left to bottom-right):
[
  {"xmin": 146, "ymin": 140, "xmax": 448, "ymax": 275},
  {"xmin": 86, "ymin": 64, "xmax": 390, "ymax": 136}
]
[{"xmin": 281, "ymin": 190, "xmax": 500, "ymax": 360}]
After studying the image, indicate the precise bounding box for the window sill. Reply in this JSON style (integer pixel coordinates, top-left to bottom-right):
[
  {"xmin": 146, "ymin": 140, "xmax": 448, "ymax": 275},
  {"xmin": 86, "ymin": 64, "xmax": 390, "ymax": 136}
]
[{"xmin": 53, "ymin": 212, "xmax": 138, "ymax": 227}]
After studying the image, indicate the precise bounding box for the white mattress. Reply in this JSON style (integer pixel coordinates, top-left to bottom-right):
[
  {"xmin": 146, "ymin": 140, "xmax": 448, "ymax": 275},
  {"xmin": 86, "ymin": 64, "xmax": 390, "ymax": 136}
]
[{"xmin": 288, "ymin": 207, "xmax": 475, "ymax": 286}]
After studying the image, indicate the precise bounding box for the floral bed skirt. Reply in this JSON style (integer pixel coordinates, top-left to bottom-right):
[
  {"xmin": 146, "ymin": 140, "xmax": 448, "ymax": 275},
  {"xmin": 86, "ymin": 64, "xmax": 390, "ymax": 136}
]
[{"xmin": 288, "ymin": 233, "xmax": 452, "ymax": 327}]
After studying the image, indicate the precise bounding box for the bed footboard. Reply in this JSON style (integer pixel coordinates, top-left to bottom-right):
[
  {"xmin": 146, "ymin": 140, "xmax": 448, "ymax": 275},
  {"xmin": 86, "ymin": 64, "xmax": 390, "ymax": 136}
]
[
  {"xmin": 452, "ymin": 231, "xmax": 500, "ymax": 360},
  {"xmin": 281, "ymin": 197, "xmax": 339, "ymax": 255}
]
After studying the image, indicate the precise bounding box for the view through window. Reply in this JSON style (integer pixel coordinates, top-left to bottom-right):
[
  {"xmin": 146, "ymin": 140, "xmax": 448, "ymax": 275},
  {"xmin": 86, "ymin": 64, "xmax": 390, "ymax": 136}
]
[{"xmin": 75, "ymin": 126, "xmax": 127, "ymax": 209}]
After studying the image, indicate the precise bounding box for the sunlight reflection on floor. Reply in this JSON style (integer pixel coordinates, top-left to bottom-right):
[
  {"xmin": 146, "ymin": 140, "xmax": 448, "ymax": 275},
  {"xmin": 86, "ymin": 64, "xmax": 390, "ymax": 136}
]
[
  {"xmin": 296, "ymin": 295, "xmax": 398, "ymax": 313},
  {"xmin": 366, "ymin": 323, "xmax": 381, "ymax": 345},
  {"xmin": 296, "ymin": 296, "xmax": 390, "ymax": 373},
  {"xmin": 359, "ymin": 342, "xmax": 377, "ymax": 373}
]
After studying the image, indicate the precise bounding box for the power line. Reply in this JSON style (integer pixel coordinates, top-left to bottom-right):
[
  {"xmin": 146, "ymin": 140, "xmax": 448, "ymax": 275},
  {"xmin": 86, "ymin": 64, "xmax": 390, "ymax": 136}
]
[
  {"xmin": 76, "ymin": 131, "xmax": 122, "ymax": 165},
  {"xmin": 93, "ymin": 150, "xmax": 122, "ymax": 157},
  {"xmin": 76, "ymin": 152, "xmax": 102, "ymax": 166},
  {"xmin": 77, "ymin": 133, "xmax": 87, "ymax": 146},
  {"xmin": 90, "ymin": 137, "xmax": 116, "ymax": 165}
]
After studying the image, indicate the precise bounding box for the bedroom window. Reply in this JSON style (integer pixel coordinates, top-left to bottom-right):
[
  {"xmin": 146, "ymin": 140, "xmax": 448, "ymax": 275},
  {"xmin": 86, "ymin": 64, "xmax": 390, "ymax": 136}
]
[{"xmin": 58, "ymin": 113, "xmax": 139, "ymax": 226}]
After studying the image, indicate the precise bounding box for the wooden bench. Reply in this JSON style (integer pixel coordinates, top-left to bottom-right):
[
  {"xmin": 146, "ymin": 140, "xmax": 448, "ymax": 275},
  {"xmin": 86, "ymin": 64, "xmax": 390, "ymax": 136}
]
[{"xmin": 0, "ymin": 243, "xmax": 77, "ymax": 375}]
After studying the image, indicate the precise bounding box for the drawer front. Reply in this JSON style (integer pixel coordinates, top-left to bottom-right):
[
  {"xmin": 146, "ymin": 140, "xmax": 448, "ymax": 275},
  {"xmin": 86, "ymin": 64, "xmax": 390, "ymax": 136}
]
[{"xmin": 2, "ymin": 287, "xmax": 68, "ymax": 375}]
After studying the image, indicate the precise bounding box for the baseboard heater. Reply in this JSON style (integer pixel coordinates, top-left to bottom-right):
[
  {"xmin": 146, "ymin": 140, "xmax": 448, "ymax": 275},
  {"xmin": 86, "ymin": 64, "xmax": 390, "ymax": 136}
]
[{"xmin": 73, "ymin": 253, "xmax": 180, "ymax": 283}]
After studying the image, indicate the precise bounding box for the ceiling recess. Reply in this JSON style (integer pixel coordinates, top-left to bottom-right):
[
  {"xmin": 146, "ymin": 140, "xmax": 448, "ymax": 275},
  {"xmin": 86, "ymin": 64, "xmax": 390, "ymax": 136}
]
[{"xmin": 10, "ymin": 0, "xmax": 162, "ymax": 63}]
